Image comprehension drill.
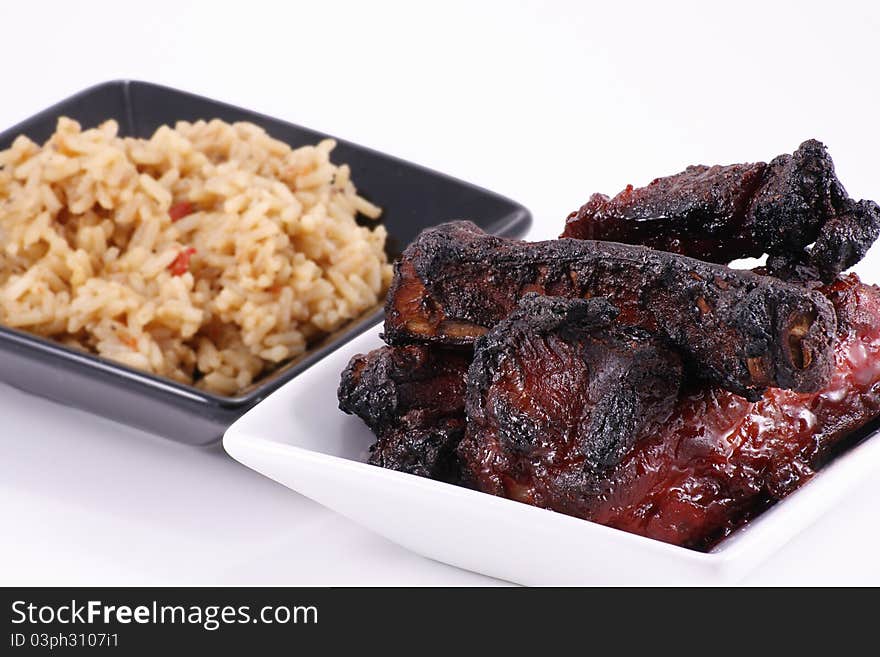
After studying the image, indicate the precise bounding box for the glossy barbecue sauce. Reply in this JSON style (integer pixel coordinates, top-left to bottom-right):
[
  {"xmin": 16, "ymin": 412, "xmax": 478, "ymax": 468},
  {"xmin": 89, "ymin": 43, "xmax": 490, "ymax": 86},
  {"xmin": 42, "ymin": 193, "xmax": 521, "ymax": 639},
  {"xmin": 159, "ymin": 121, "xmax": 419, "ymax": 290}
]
[{"xmin": 473, "ymin": 274, "xmax": 880, "ymax": 550}]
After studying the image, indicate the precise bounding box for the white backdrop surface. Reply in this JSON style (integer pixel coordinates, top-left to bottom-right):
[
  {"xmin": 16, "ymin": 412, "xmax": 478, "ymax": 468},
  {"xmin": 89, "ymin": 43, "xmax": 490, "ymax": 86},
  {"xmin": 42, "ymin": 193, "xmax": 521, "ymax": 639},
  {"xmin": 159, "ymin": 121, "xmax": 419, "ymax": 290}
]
[{"xmin": 1, "ymin": 0, "xmax": 878, "ymax": 585}]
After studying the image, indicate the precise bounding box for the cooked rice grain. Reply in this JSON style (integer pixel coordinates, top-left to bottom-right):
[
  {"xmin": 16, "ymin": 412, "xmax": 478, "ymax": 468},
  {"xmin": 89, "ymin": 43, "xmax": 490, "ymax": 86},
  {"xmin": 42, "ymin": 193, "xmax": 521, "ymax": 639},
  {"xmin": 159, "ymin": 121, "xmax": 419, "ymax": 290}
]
[{"xmin": 0, "ymin": 117, "xmax": 391, "ymax": 394}]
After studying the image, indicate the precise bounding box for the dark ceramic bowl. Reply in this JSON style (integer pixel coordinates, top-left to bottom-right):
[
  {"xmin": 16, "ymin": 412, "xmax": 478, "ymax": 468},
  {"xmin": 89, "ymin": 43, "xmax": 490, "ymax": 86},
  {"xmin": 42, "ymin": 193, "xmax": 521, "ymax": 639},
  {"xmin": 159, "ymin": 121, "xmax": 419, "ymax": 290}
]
[{"xmin": 0, "ymin": 81, "xmax": 531, "ymax": 445}]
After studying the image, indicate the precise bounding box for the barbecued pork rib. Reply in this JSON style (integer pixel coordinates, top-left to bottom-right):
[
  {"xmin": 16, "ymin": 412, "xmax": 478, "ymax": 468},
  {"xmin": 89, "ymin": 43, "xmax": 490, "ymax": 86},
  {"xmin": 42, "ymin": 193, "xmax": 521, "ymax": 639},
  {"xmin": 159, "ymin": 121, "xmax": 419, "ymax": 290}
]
[
  {"xmin": 465, "ymin": 294, "xmax": 683, "ymax": 477},
  {"xmin": 384, "ymin": 221, "xmax": 836, "ymax": 401},
  {"xmin": 459, "ymin": 274, "xmax": 880, "ymax": 550},
  {"xmin": 561, "ymin": 139, "xmax": 880, "ymax": 283},
  {"xmin": 338, "ymin": 344, "xmax": 470, "ymax": 483}
]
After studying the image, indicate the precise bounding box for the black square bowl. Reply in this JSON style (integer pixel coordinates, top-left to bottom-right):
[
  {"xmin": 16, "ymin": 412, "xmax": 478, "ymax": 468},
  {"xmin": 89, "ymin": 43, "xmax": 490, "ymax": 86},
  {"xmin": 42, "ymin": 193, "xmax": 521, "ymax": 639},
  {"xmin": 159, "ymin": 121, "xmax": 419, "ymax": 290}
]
[{"xmin": 0, "ymin": 81, "xmax": 531, "ymax": 445}]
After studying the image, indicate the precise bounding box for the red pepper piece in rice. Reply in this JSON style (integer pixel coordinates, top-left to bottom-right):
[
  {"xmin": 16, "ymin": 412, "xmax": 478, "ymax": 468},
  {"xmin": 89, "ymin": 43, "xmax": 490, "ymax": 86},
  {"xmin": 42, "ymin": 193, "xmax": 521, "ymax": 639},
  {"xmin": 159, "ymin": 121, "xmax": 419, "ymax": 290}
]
[
  {"xmin": 168, "ymin": 247, "xmax": 197, "ymax": 276},
  {"xmin": 169, "ymin": 201, "xmax": 195, "ymax": 222}
]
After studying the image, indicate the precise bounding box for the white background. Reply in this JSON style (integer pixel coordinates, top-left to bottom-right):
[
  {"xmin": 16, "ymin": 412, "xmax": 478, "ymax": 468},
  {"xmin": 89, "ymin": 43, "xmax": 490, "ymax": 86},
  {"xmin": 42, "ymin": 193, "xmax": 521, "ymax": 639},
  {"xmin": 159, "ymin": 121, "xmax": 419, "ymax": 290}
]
[{"xmin": 1, "ymin": 0, "xmax": 879, "ymax": 585}]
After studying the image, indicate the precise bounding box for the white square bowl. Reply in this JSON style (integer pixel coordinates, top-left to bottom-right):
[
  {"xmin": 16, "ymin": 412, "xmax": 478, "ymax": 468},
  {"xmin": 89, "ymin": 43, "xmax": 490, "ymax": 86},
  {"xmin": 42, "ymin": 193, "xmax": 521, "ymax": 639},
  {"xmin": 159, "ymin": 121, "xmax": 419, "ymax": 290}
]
[{"xmin": 223, "ymin": 327, "xmax": 880, "ymax": 586}]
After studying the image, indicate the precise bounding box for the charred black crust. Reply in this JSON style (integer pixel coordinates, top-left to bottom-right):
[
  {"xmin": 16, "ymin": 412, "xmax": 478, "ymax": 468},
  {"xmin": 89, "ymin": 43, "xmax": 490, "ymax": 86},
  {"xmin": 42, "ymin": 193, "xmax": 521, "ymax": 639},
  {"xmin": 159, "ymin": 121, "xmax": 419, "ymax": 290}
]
[
  {"xmin": 563, "ymin": 139, "xmax": 880, "ymax": 283},
  {"xmin": 478, "ymin": 293, "xmax": 620, "ymax": 337},
  {"xmin": 338, "ymin": 345, "xmax": 470, "ymax": 483},
  {"xmin": 384, "ymin": 221, "xmax": 837, "ymax": 400},
  {"xmin": 807, "ymin": 198, "xmax": 880, "ymax": 280},
  {"xmin": 367, "ymin": 422, "xmax": 466, "ymax": 483},
  {"xmin": 749, "ymin": 139, "xmax": 843, "ymax": 258},
  {"xmin": 338, "ymin": 351, "xmax": 399, "ymax": 427},
  {"xmin": 465, "ymin": 294, "xmax": 683, "ymax": 472}
]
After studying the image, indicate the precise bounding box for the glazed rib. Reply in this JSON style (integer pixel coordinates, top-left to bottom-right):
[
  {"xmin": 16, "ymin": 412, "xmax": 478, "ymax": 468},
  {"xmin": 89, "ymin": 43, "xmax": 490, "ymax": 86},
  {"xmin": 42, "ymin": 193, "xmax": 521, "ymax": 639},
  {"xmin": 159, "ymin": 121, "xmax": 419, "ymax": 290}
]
[
  {"xmin": 338, "ymin": 344, "xmax": 470, "ymax": 483},
  {"xmin": 384, "ymin": 221, "xmax": 837, "ymax": 400},
  {"xmin": 465, "ymin": 294, "xmax": 683, "ymax": 474},
  {"xmin": 561, "ymin": 139, "xmax": 880, "ymax": 283},
  {"xmin": 458, "ymin": 275, "xmax": 880, "ymax": 549}
]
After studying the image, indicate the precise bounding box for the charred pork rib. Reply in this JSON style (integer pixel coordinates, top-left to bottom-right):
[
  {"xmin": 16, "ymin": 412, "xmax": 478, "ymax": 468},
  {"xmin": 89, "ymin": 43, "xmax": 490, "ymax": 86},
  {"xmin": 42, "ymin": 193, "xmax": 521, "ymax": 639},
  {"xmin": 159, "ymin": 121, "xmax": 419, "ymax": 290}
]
[
  {"xmin": 465, "ymin": 294, "xmax": 683, "ymax": 476},
  {"xmin": 338, "ymin": 344, "xmax": 469, "ymax": 483},
  {"xmin": 561, "ymin": 140, "xmax": 880, "ymax": 283},
  {"xmin": 384, "ymin": 221, "xmax": 836, "ymax": 400},
  {"xmin": 459, "ymin": 275, "xmax": 880, "ymax": 550}
]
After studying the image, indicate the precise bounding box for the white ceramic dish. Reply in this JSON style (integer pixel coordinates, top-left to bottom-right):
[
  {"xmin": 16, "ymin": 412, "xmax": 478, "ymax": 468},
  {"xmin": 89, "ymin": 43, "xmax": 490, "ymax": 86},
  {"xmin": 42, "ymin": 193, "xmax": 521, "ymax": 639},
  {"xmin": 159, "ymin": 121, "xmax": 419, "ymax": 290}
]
[{"xmin": 223, "ymin": 326, "xmax": 880, "ymax": 585}]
